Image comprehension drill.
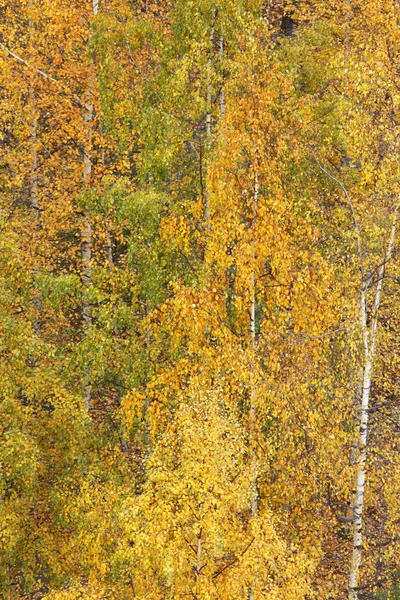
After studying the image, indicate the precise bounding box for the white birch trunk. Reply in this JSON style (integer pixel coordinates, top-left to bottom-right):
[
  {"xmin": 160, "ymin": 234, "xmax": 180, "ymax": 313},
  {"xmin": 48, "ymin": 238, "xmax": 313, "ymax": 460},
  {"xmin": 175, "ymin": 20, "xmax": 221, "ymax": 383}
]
[
  {"xmin": 312, "ymin": 148, "xmax": 398, "ymax": 600},
  {"xmin": 195, "ymin": 529, "xmax": 202, "ymax": 581},
  {"xmin": 248, "ymin": 174, "xmax": 259, "ymax": 600},
  {"xmin": 204, "ymin": 8, "xmax": 216, "ymax": 227},
  {"xmin": 348, "ymin": 205, "xmax": 398, "ymax": 600},
  {"xmin": 28, "ymin": 7, "xmax": 41, "ymax": 333},
  {"xmin": 344, "ymin": 0, "xmax": 352, "ymax": 64},
  {"xmin": 81, "ymin": 0, "xmax": 99, "ymax": 410},
  {"xmin": 82, "ymin": 96, "xmax": 93, "ymax": 330},
  {"xmin": 219, "ymin": 35, "xmax": 225, "ymax": 120},
  {"xmin": 250, "ymin": 173, "xmax": 259, "ymax": 516},
  {"xmin": 205, "ymin": 8, "xmax": 215, "ymax": 138},
  {"xmin": 30, "ymin": 115, "xmax": 42, "ymax": 333},
  {"xmin": 101, "ymin": 148, "xmax": 114, "ymax": 270},
  {"xmin": 30, "ymin": 119, "xmax": 39, "ymax": 222},
  {"xmin": 82, "ymin": 113, "xmax": 93, "ymax": 409}
]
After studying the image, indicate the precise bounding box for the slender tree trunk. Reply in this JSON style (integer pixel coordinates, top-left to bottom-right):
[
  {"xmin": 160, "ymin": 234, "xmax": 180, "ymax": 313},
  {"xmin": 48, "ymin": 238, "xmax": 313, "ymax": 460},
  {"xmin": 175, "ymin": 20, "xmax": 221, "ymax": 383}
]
[
  {"xmin": 250, "ymin": 172, "xmax": 259, "ymax": 517},
  {"xmin": 105, "ymin": 215, "xmax": 114, "ymax": 268},
  {"xmin": 81, "ymin": 0, "xmax": 99, "ymax": 410},
  {"xmin": 101, "ymin": 148, "xmax": 114, "ymax": 270},
  {"xmin": 344, "ymin": 0, "xmax": 352, "ymax": 64},
  {"xmin": 28, "ymin": 6, "xmax": 41, "ymax": 333},
  {"xmin": 219, "ymin": 34, "xmax": 225, "ymax": 120},
  {"xmin": 82, "ymin": 94, "xmax": 93, "ymax": 353},
  {"xmin": 81, "ymin": 2, "xmax": 98, "ymax": 309},
  {"xmin": 204, "ymin": 8, "xmax": 216, "ymax": 228},
  {"xmin": 30, "ymin": 108, "xmax": 41, "ymax": 333},
  {"xmin": 195, "ymin": 528, "xmax": 203, "ymax": 581},
  {"xmin": 348, "ymin": 205, "xmax": 398, "ymax": 600},
  {"xmin": 81, "ymin": 136, "xmax": 92, "ymax": 410},
  {"xmin": 248, "ymin": 173, "xmax": 259, "ymax": 600},
  {"xmin": 205, "ymin": 8, "xmax": 216, "ymax": 138},
  {"xmin": 82, "ymin": 96, "xmax": 93, "ymax": 327},
  {"xmin": 30, "ymin": 118, "xmax": 39, "ymax": 222}
]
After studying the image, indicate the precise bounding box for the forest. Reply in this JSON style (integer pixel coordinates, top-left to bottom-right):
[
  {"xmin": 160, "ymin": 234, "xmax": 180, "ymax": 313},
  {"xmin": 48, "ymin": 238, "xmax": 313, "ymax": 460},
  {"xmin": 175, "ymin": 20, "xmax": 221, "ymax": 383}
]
[{"xmin": 1, "ymin": 0, "xmax": 400, "ymax": 599}]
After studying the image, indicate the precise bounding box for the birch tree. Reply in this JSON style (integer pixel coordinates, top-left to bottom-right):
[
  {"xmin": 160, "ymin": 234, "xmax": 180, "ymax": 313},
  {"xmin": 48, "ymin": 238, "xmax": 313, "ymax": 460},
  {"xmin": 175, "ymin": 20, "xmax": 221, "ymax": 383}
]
[
  {"xmin": 348, "ymin": 205, "xmax": 398, "ymax": 600},
  {"xmin": 1, "ymin": 1, "xmax": 400, "ymax": 598}
]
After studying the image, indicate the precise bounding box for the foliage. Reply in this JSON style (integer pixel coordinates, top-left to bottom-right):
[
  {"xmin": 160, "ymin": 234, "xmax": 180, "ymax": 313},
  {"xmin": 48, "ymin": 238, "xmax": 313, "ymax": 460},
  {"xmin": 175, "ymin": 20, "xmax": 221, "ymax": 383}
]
[{"xmin": 0, "ymin": 0, "xmax": 400, "ymax": 599}]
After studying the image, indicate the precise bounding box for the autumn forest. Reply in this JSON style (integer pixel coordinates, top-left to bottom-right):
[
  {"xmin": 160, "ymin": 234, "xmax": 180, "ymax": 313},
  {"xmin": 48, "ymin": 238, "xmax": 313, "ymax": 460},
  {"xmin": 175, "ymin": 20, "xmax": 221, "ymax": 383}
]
[{"xmin": 1, "ymin": 0, "xmax": 400, "ymax": 598}]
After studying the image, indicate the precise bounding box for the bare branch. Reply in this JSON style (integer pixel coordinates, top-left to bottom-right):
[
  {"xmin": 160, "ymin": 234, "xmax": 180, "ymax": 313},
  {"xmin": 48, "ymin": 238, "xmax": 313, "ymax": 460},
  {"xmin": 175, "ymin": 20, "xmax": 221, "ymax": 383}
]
[
  {"xmin": 312, "ymin": 154, "xmax": 364, "ymax": 280},
  {"xmin": 1, "ymin": 42, "xmax": 83, "ymax": 106}
]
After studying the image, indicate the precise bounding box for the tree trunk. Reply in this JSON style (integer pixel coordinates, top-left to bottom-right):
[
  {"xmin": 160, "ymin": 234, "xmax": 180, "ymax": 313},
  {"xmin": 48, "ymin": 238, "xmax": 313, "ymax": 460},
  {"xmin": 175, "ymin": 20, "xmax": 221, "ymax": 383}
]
[
  {"xmin": 105, "ymin": 215, "xmax": 114, "ymax": 269},
  {"xmin": 82, "ymin": 96, "xmax": 93, "ymax": 332},
  {"xmin": 248, "ymin": 173, "xmax": 259, "ymax": 600},
  {"xmin": 205, "ymin": 7, "xmax": 216, "ymax": 138},
  {"xmin": 28, "ymin": 6, "xmax": 41, "ymax": 333},
  {"xmin": 348, "ymin": 205, "xmax": 398, "ymax": 600},
  {"xmin": 204, "ymin": 7, "xmax": 216, "ymax": 228},
  {"xmin": 219, "ymin": 34, "xmax": 225, "ymax": 120},
  {"xmin": 81, "ymin": 0, "xmax": 99, "ymax": 410},
  {"xmin": 30, "ymin": 108, "xmax": 41, "ymax": 333},
  {"xmin": 250, "ymin": 172, "xmax": 259, "ymax": 518},
  {"xmin": 102, "ymin": 147, "xmax": 114, "ymax": 269},
  {"xmin": 195, "ymin": 529, "xmax": 202, "ymax": 581}
]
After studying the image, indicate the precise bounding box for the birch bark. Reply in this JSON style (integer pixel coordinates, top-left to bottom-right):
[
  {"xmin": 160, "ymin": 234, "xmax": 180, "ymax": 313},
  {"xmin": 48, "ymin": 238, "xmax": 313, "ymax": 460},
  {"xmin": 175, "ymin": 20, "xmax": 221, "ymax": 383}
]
[
  {"xmin": 81, "ymin": 0, "xmax": 99, "ymax": 409},
  {"xmin": 205, "ymin": 8, "xmax": 216, "ymax": 139},
  {"xmin": 248, "ymin": 173, "xmax": 259, "ymax": 600},
  {"xmin": 348, "ymin": 205, "xmax": 398, "ymax": 600},
  {"xmin": 30, "ymin": 111, "xmax": 41, "ymax": 334},
  {"xmin": 195, "ymin": 529, "xmax": 203, "ymax": 581},
  {"xmin": 82, "ymin": 98, "xmax": 93, "ymax": 325},
  {"xmin": 219, "ymin": 34, "xmax": 225, "ymax": 120},
  {"xmin": 101, "ymin": 148, "xmax": 114, "ymax": 269},
  {"xmin": 204, "ymin": 8, "xmax": 216, "ymax": 228},
  {"xmin": 28, "ymin": 6, "xmax": 41, "ymax": 333},
  {"xmin": 250, "ymin": 172, "xmax": 259, "ymax": 517},
  {"xmin": 311, "ymin": 161, "xmax": 398, "ymax": 599}
]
